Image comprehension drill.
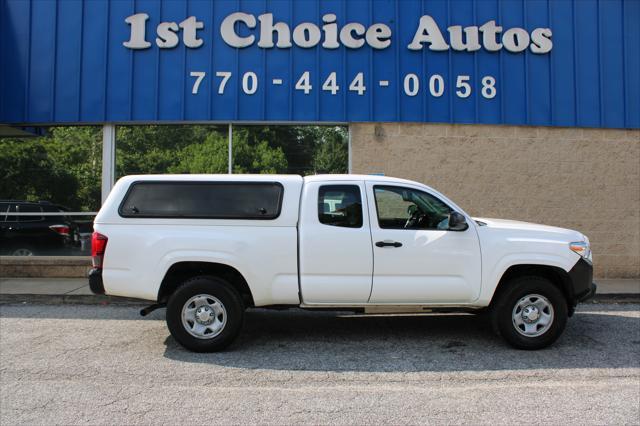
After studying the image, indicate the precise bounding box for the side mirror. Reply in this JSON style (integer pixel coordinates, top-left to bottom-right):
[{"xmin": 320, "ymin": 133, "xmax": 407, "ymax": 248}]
[{"xmin": 448, "ymin": 212, "xmax": 469, "ymax": 231}]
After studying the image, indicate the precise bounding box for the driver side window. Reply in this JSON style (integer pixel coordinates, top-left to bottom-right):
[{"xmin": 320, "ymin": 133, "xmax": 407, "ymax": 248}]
[{"xmin": 373, "ymin": 185, "xmax": 452, "ymax": 230}]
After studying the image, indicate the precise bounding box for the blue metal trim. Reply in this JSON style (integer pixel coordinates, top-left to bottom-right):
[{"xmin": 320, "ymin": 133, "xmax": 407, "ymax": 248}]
[{"xmin": 0, "ymin": 0, "xmax": 637, "ymax": 128}]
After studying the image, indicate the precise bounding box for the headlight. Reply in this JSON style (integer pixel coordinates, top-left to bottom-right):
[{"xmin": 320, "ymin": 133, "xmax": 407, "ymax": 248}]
[{"xmin": 569, "ymin": 241, "xmax": 592, "ymax": 263}]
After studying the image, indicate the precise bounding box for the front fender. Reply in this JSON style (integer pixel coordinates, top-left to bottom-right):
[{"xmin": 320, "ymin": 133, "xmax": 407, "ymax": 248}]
[{"xmin": 478, "ymin": 251, "xmax": 580, "ymax": 305}]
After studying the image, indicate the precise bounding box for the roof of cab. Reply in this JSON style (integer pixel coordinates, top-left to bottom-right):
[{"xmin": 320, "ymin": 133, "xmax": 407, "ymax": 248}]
[{"xmin": 304, "ymin": 174, "xmax": 424, "ymax": 186}]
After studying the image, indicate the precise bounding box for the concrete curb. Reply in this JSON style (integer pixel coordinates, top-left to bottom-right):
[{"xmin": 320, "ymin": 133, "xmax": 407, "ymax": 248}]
[
  {"xmin": 0, "ymin": 294, "xmax": 147, "ymax": 306},
  {"xmin": 586, "ymin": 294, "xmax": 640, "ymax": 304},
  {"xmin": 0, "ymin": 256, "xmax": 91, "ymax": 278},
  {"xmin": 1, "ymin": 293, "xmax": 638, "ymax": 306}
]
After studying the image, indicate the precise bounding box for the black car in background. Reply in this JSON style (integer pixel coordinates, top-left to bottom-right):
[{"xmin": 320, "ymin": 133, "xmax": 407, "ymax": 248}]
[{"xmin": 0, "ymin": 201, "xmax": 83, "ymax": 256}]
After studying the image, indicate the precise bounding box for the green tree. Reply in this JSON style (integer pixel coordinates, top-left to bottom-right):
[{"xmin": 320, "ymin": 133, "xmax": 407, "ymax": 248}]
[
  {"xmin": 307, "ymin": 126, "xmax": 349, "ymax": 174},
  {"xmin": 241, "ymin": 126, "xmax": 313, "ymax": 174},
  {"xmin": 43, "ymin": 127, "xmax": 102, "ymax": 210},
  {"xmin": 236, "ymin": 125, "xmax": 348, "ymax": 175},
  {"xmin": 232, "ymin": 128, "xmax": 288, "ymax": 173},
  {"xmin": 169, "ymin": 128, "xmax": 287, "ymax": 174},
  {"xmin": 0, "ymin": 128, "xmax": 101, "ymax": 209},
  {"xmin": 115, "ymin": 125, "xmax": 225, "ymax": 177},
  {"xmin": 168, "ymin": 131, "xmax": 229, "ymax": 174}
]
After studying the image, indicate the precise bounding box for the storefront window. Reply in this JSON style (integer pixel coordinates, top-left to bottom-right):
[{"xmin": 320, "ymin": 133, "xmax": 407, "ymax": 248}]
[
  {"xmin": 116, "ymin": 124, "xmax": 348, "ymax": 176},
  {"xmin": 0, "ymin": 127, "xmax": 102, "ymax": 256}
]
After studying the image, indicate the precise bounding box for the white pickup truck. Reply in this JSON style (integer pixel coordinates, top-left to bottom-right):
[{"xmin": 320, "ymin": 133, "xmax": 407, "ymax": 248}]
[{"xmin": 90, "ymin": 174, "xmax": 595, "ymax": 352}]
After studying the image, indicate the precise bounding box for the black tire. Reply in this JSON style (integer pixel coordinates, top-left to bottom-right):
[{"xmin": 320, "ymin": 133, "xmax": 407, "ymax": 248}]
[
  {"xmin": 166, "ymin": 276, "xmax": 244, "ymax": 352},
  {"xmin": 491, "ymin": 276, "xmax": 568, "ymax": 350},
  {"xmin": 10, "ymin": 246, "xmax": 36, "ymax": 256}
]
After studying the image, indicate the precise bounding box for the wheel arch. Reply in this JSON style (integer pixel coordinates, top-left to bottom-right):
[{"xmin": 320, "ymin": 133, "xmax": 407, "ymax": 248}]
[
  {"xmin": 490, "ymin": 264, "xmax": 575, "ymax": 313},
  {"xmin": 157, "ymin": 261, "xmax": 255, "ymax": 307}
]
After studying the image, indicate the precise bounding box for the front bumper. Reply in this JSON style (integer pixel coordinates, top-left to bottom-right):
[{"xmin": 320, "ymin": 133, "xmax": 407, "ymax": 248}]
[
  {"xmin": 568, "ymin": 258, "xmax": 596, "ymax": 304},
  {"xmin": 578, "ymin": 282, "xmax": 597, "ymax": 302},
  {"xmin": 88, "ymin": 268, "xmax": 105, "ymax": 295}
]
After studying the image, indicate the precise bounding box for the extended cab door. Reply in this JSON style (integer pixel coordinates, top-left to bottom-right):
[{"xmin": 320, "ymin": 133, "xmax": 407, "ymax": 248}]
[
  {"xmin": 365, "ymin": 182, "xmax": 482, "ymax": 304},
  {"xmin": 299, "ymin": 180, "xmax": 373, "ymax": 303}
]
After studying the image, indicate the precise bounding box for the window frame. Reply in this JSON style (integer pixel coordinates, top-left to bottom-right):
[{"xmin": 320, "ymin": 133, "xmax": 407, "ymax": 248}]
[
  {"xmin": 0, "ymin": 203, "xmax": 9, "ymax": 222},
  {"xmin": 317, "ymin": 184, "xmax": 364, "ymax": 229},
  {"xmin": 118, "ymin": 180, "xmax": 285, "ymax": 220},
  {"xmin": 372, "ymin": 184, "xmax": 454, "ymax": 231}
]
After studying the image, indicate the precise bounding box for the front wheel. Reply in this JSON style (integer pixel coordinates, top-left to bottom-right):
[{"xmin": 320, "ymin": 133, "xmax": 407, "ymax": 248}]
[
  {"xmin": 491, "ymin": 276, "xmax": 568, "ymax": 350},
  {"xmin": 166, "ymin": 276, "xmax": 244, "ymax": 352}
]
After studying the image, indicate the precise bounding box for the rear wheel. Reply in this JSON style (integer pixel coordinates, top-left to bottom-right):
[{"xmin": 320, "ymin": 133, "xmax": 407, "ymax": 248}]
[
  {"xmin": 166, "ymin": 276, "xmax": 244, "ymax": 352},
  {"xmin": 492, "ymin": 276, "xmax": 568, "ymax": 350},
  {"xmin": 11, "ymin": 247, "xmax": 34, "ymax": 256}
]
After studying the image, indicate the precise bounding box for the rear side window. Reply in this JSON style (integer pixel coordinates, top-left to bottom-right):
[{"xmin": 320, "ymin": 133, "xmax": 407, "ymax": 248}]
[
  {"xmin": 318, "ymin": 185, "xmax": 363, "ymax": 228},
  {"xmin": 119, "ymin": 182, "xmax": 283, "ymax": 219},
  {"xmin": 17, "ymin": 204, "xmax": 43, "ymax": 222},
  {"xmin": 4, "ymin": 204, "xmax": 43, "ymax": 222}
]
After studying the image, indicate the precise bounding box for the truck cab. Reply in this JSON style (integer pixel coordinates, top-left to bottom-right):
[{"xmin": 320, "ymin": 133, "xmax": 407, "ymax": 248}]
[
  {"xmin": 298, "ymin": 176, "xmax": 482, "ymax": 305},
  {"xmin": 90, "ymin": 174, "xmax": 595, "ymax": 352}
]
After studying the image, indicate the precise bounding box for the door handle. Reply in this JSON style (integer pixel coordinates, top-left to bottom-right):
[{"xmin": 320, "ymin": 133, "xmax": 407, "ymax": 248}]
[{"xmin": 375, "ymin": 240, "xmax": 402, "ymax": 248}]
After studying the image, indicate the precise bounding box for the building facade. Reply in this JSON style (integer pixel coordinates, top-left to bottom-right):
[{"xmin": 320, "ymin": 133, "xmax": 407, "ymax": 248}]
[{"xmin": 1, "ymin": 0, "xmax": 639, "ymax": 278}]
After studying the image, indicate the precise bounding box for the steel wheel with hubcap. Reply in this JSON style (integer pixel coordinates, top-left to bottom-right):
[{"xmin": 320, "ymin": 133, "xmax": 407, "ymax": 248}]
[
  {"xmin": 512, "ymin": 294, "xmax": 554, "ymax": 337},
  {"xmin": 166, "ymin": 276, "xmax": 244, "ymax": 352},
  {"xmin": 181, "ymin": 294, "xmax": 227, "ymax": 339},
  {"xmin": 492, "ymin": 276, "xmax": 567, "ymax": 350}
]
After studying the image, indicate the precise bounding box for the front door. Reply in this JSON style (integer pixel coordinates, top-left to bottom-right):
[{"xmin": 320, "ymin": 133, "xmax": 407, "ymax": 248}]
[
  {"xmin": 299, "ymin": 180, "xmax": 373, "ymax": 304},
  {"xmin": 365, "ymin": 183, "xmax": 482, "ymax": 304}
]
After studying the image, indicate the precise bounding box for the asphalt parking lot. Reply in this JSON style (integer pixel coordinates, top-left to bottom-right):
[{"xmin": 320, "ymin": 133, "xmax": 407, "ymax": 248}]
[{"xmin": 1, "ymin": 302, "xmax": 639, "ymax": 425}]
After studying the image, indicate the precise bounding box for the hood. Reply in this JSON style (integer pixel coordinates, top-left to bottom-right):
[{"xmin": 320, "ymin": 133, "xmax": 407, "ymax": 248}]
[{"xmin": 473, "ymin": 217, "xmax": 586, "ymax": 242}]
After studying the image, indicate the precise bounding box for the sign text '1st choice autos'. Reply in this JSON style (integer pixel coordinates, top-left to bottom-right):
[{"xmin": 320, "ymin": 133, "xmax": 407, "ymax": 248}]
[{"xmin": 123, "ymin": 12, "xmax": 552, "ymax": 100}]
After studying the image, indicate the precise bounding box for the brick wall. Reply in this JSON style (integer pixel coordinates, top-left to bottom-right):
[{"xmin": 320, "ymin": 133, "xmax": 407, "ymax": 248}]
[{"xmin": 351, "ymin": 123, "xmax": 640, "ymax": 279}]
